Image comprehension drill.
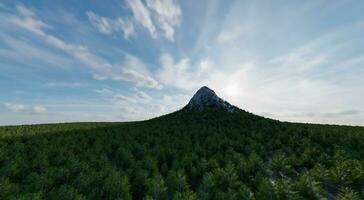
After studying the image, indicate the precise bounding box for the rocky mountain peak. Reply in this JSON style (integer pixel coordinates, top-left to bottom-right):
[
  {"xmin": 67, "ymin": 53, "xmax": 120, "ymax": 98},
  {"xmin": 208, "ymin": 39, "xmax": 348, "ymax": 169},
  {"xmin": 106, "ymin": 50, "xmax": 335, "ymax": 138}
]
[{"xmin": 185, "ymin": 86, "xmax": 238, "ymax": 112}]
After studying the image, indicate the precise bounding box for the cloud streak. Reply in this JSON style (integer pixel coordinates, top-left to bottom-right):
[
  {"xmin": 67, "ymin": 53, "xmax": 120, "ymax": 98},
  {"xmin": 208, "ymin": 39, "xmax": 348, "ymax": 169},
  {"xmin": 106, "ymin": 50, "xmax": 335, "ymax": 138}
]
[
  {"xmin": 86, "ymin": 11, "xmax": 134, "ymax": 39},
  {"xmin": 125, "ymin": 0, "xmax": 181, "ymax": 41},
  {"xmin": 126, "ymin": 0, "xmax": 157, "ymax": 39},
  {"xmin": 94, "ymin": 87, "xmax": 189, "ymax": 120},
  {"xmin": 3, "ymin": 103, "xmax": 25, "ymax": 112},
  {"xmin": 145, "ymin": 0, "xmax": 182, "ymax": 41},
  {"xmin": 8, "ymin": 5, "xmax": 161, "ymax": 89},
  {"xmin": 2, "ymin": 103, "xmax": 47, "ymax": 114}
]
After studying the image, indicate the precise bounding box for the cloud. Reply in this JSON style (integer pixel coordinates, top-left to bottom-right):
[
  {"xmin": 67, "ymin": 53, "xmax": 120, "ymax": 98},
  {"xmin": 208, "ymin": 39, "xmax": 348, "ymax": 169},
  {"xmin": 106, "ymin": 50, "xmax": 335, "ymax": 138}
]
[
  {"xmin": 95, "ymin": 87, "xmax": 189, "ymax": 120},
  {"xmin": 11, "ymin": 5, "xmax": 48, "ymax": 35},
  {"xmin": 323, "ymin": 109, "xmax": 361, "ymax": 118},
  {"xmin": 16, "ymin": 4, "xmax": 35, "ymax": 17},
  {"xmin": 2, "ymin": 103, "xmax": 47, "ymax": 114},
  {"xmin": 85, "ymin": 0, "xmax": 182, "ymax": 41},
  {"xmin": 217, "ymin": 30, "xmax": 242, "ymax": 44},
  {"xmin": 92, "ymin": 54, "xmax": 163, "ymax": 89},
  {"xmin": 126, "ymin": 0, "xmax": 181, "ymax": 41},
  {"xmin": 117, "ymin": 69, "xmax": 162, "ymax": 89},
  {"xmin": 8, "ymin": 4, "xmax": 161, "ymax": 89},
  {"xmin": 0, "ymin": 33, "xmax": 71, "ymax": 68},
  {"xmin": 134, "ymin": 88, "xmax": 152, "ymax": 101},
  {"xmin": 270, "ymin": 43, "xmax": 327, "ymax": 71},
  {"xmin": 95, "ymin": 88, "xmax": 114, "ymax": 96},
  {"xmin": 145, "ymin": 0, "xmax": 182, "ymax": 41},
  {"xmin": 3, "ymin": 103, "xmax": 25, "ymax": 112},
  {"xmin": 86, "ymin": 11, "xmax": 134, "ymax": 39},
  {"xmin": 273, "ymin": 110, "xmax": 361, "ymax": 119},
  {"xmin": 126, "ymin": 0, "xmax": 157, "ymax": 38},
  {"xmin": 113, "ymin": 94, "xmax": 137, "ymax": 104},
  {"xmin": 45, "ymin": 82, "xmax": 86, "ymax": 88},
  {"xmin": 86, "ymin": 11, "xmax": 112, "ymax": 34},
  {"xmin": 33, "ymin": 105, "xmax": 47, "ymax": 114},
  {"xmin": 156, "ymin": 53, "xmax": 213, "ymax": 90},
  {"xmin": 100, "ymin": 88, "xmax": 152, "ymax": 105}
]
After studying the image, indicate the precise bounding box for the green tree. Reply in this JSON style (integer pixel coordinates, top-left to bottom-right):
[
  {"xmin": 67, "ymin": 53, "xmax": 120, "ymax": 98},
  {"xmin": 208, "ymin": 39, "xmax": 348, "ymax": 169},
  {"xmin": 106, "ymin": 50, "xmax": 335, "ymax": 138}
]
[
  {"xmin": 296, "ymin": 172, "xmax": 327, "ymax": 199},
  {"xmin": 198, "ymin": 172, "xmax": 215, "ymax": 200},
  {"xmin": 337, "ymin": 187, "xmax": 360, "ymax": 200},
  {"xmin": 145, "ymin": 174, "xmax": 167, "ymax": 200},
  {"xmin": 101, "ymin": 169, "xmax": 132, "ymax": 200},
  {"xmin": 173, "ymin": 190, "xmax": 198, "ymax": 200},
  {"xmin": 0, "ymin": 178, "xmax": 19, "ymax": 199},
  {"xmin": 273, "ymin": 179, "xmax": 301, "ymax": 200},
  {"xmin": 255, "ymin": 178, "xmax": 274, "ymax": 200},
  {"xmin": 48, "ymin": 185, "xmax": 86, "ymax": 200},
  {"xmin": 166, "ymin": 170, "xmax": 189, "ymax": 196}
]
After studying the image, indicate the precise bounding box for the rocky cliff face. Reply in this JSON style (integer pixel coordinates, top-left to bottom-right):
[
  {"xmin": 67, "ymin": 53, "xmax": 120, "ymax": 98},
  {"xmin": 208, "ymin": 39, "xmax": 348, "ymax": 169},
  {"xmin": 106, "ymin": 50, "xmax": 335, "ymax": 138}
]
[{"xmin": 184, "ymin": 86, "xmax": 238, "ymax": 112}]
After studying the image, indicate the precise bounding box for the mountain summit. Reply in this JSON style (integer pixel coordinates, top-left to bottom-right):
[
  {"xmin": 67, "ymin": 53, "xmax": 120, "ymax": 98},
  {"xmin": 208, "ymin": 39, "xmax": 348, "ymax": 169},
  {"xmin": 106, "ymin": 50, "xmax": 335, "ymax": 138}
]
[{"xmin": 184, "ymin": 86, "xmax": 238, "ymax": 112}]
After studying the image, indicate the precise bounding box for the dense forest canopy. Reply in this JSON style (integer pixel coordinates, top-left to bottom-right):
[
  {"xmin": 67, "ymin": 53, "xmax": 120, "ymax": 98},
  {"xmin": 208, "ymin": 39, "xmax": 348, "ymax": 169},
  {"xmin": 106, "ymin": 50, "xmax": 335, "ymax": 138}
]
[{"xmin": 1, "ymin": 103, "xmax": 364, "ymax": 199}]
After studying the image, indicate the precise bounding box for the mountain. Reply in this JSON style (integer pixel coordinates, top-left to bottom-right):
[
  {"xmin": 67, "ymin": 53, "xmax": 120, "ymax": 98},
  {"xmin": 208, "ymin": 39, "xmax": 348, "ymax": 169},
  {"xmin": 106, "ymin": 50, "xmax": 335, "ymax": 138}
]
[
  {"xmin": 0, "ymin": 87, "xmax": 363, "ymax": 199},
  {"xmin": 184, "ymin": 86, "xmax": 238, "ymax": 112}
]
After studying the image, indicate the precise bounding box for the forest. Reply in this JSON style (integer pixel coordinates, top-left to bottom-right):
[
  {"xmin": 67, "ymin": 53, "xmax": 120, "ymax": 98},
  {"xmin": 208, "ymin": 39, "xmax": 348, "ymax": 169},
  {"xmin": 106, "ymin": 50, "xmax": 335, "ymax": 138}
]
[{"xmin": 0, "ymin": 107, "xmax": 364, "ymax": 199}]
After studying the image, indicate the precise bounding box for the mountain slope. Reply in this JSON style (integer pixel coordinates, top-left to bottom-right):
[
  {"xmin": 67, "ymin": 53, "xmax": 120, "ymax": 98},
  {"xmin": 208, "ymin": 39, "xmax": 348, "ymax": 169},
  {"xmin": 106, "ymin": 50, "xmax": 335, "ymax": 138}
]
[{"xmin": 0, "ymin": 87, "xmax": 363, "ymax": 200}]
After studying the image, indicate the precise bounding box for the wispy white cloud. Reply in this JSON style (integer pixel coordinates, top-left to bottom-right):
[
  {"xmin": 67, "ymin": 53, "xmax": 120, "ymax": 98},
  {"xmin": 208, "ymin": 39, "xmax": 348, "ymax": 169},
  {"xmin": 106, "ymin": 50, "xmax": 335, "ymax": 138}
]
[
  {"xmin": 33, "ymin": 105, "xmax": 47, "ymax": 114},
  {"xmin": 270, "ymin": 43, "xmax": 327, "ymax": 71},
  {"xmin": 113, "ymin": 94, "xmax": 137, "ymax": 104},
  {"xmin": 2, "ymin": 103, "xmax": 47, "ymax": 114},
  {"xmin": 126, "ymin": 0, "xmax": 157, "ymax": 39},
  {"xmin": 3, "ymin": 103, "xmax": 25, "ymax": 112},
  {"xmin": 7, "ymin": 4, "xmax": 161, "ymax": 89},
  {"xmin": 323, "ymin": 109, "xmax": 361, "ymax": 118},
  {"xmin": 92, "ymin": 54, "xmax": 163, "ymax": 89},
  {"xmin": 104, "ymin": 88, "xmax": 152, "ymax": 105},
  {"xmin": 156, "ymin": 53, "xmax": 212, "ymax": 90},
  {"xmin": 86, "ymin": 11, "xmax": 134, "ymax": 39},
  {"xmin": 216, "ymin": 23, "xmax": 253, "ymax": 44},
  {"xmin": 95, "ymin": 88, "xmax": 114, "ymax": 96},
  {"xmin": 145, "ymin": 0, "xmax": 182, "ymax": 41},
  {"xmin": 216, "ymin": 30, "xmax": 242, "ymax": 44},
  {"xmin": 84, "ymin": 0, "xmax": 182, "ymax": 41},
  {"xmin": 86, "ymin": 11, "xmax": 113, "ymax": 34},
  {"xmin": 15, "ymin": 4, "xmax": 35, "ymax": 17},
  {"xmin": 0, "ymin": 33, "xmax": 71, "ymax": 68},
  {"xmin": 45, "ymin": 82, "xmax": 86, "ymax": 88},
  {"xmin": 134, "ymin": 88, "xmax": 152, "ymax": 101},
  {"xmin": 125, "ymin": 0, "xmax": 181, "ymax": 41},
  {"xmin": 94, "ymin": 87, "xmax": 189, "ymax": 120},
  {"xmin": 11, "ymin": 5, "xmax": 48, "ymax": 35}
]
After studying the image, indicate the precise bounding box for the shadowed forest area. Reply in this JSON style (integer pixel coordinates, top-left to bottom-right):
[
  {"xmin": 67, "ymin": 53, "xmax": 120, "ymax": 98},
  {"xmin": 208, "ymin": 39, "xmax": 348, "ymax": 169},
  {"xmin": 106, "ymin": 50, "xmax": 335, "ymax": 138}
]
[{"xmin": 0, "ymin": 108, "xmax": 364, "ymax": 199}]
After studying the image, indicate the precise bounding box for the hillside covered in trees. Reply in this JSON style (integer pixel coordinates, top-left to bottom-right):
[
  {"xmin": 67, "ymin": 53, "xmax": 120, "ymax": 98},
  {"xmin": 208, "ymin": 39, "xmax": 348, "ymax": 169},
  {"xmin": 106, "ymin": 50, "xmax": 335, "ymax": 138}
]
[{"xmin": 0, "ymin": 87, "xmax": 364, "ymax": 199}]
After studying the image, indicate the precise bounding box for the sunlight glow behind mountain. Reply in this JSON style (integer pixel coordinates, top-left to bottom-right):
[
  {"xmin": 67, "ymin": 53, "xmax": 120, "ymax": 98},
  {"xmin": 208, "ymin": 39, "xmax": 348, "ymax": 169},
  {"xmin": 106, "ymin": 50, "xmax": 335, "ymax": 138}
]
[{"xmin": 0, "ymin": 0, "xmax": 363, "ymax": 125}]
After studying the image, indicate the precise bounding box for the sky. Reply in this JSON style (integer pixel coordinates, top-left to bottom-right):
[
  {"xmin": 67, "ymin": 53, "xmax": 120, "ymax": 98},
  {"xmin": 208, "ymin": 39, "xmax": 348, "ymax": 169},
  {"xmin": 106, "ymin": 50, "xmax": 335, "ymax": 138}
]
[{"xmin": 0, "ymin": 0, "xmax": 363, "ymax": 126}]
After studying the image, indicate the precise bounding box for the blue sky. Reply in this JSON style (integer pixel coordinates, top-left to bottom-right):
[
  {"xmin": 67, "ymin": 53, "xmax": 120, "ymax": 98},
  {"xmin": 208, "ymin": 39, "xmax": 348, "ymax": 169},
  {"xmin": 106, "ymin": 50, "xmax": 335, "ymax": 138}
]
[{"xmin": 0, "ymin": 0, "xmax": 364, "ymax": 125}]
